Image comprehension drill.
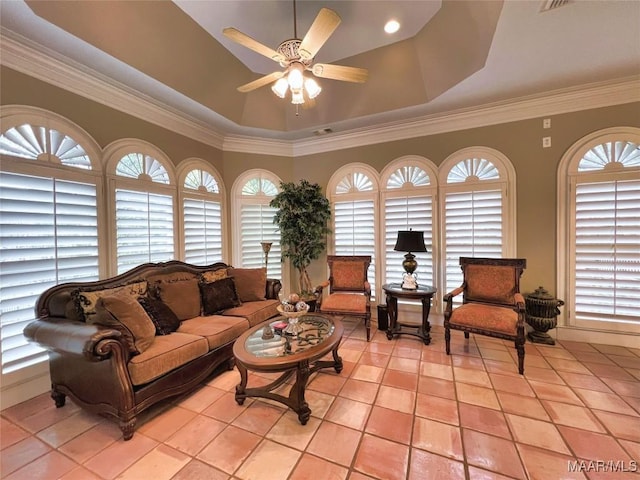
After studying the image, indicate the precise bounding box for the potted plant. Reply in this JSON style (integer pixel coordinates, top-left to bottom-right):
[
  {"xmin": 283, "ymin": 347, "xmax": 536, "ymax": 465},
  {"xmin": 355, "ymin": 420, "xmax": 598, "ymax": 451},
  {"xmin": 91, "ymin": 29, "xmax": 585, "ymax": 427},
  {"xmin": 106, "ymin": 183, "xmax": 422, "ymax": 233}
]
[{"xmin": 270, "ymin": 179, "xmax": 331, "ymax": 299}]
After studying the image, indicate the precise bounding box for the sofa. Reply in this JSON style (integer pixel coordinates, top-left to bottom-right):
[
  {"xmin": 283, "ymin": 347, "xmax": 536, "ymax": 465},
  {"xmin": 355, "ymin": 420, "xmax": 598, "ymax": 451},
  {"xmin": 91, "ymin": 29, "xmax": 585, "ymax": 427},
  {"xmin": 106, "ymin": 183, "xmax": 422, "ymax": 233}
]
[{"xmin": 24, "ymin": 260, "xmax": 282, "ymax": 440}]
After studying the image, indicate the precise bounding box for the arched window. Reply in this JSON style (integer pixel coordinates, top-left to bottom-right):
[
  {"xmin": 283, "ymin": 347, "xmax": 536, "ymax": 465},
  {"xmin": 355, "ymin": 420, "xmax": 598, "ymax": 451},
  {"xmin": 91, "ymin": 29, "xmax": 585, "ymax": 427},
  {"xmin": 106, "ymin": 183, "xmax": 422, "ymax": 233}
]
[
  {"xmin": 381, "ymin": 157, "xmax": 438, "ymax": 289},
  {"xmin": 231, "ymin": 170, "xmax": 282, "ymax": 280},
  {"xmin": 439, "ymin": 148, "xmax": 516, "ymax": 296},
  {"xmin": 558, "ymin": 128, "xmax": 640, "ymax": 334},
  {"xmin": 105, "ymin": 141, "xmax": 176, "ymax": 274},
  {"xmin": 178, "ymin": 160, "xmax": 225, "ymax": 265},
  {"xmin": 0, "ymin": 107, "xmax": 102, "ymax": 376},
  {"xmin": 328, "ymin": 164, "xmax": 379, "ymax": 299}
]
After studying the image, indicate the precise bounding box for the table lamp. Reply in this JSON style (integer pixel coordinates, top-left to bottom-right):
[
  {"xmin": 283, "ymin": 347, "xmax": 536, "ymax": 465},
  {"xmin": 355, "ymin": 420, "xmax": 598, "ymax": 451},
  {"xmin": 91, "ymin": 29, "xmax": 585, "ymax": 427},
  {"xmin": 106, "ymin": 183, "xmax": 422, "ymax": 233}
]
[{"xmin": 393, "ymin": 229, "xmax": 427, "ymax": 290}]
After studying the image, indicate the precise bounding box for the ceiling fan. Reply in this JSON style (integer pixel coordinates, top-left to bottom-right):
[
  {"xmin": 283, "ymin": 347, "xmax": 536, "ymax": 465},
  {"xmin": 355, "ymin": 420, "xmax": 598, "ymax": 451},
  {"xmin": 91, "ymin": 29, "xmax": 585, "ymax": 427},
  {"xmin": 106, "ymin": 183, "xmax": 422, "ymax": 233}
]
[{"xmin": 223, "ymin": 1, "xmax": 368, "ymax": 105}]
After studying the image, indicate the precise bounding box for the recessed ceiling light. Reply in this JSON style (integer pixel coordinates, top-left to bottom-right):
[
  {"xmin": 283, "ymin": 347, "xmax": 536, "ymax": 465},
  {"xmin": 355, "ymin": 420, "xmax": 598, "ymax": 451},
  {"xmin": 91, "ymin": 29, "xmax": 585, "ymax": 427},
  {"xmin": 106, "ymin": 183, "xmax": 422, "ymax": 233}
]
[{"xmin": 384, "ymin": 19, "xmax": 400, "ymax": 34}]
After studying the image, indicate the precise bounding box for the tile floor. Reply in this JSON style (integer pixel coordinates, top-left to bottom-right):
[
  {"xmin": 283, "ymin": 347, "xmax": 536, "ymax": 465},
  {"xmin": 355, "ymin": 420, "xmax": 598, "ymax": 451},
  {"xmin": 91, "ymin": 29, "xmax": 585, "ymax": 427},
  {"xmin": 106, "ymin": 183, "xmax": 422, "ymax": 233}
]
[{"xmin": 2, "ymin": 318, "xmax": 640, "ymax": 480}]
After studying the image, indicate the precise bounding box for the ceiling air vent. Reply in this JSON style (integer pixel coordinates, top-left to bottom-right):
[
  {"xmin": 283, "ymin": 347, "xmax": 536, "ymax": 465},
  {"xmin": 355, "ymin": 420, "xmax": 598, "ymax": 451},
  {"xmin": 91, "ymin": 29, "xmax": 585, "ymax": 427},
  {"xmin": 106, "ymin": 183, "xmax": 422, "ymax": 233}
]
[
  {"xmin": 313, "ymin": 128, "xmax": 333, "ymax": 136},
  {"xmin": 540, "ymin": 0, "xmax": 572, "ymax": 12}
]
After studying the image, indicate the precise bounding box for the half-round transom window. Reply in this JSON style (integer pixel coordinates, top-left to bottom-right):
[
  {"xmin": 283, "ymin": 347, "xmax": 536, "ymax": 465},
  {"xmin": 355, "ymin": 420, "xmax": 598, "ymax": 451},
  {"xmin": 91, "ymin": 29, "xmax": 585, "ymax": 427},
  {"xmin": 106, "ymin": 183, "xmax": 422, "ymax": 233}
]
[
  {"xmin": 0, "ymin": 124, "xmax": 92, "ymax": 169},
  {"xmin": 184, "ymin": 169, "xmax": 219, "ymax": 193},
  {"xmin": 578, "ymin": 141, "xmax": 640, "ymax": 172},
  {"xmin": 447, "ymin": 157, "xmax": 500, "ymax": 183},
  {"xmin": 116, "ymin": 153, "xmax": 170, "ymax": 184},
  {"xmin": 386, "ymin": 165, "xmax": 430, "ymax": 189}
]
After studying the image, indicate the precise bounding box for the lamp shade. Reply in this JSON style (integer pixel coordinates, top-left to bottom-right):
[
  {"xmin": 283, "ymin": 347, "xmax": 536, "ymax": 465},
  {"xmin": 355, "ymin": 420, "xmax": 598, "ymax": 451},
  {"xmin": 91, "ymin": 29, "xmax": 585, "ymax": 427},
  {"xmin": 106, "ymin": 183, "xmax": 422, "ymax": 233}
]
[{"xmin": 394, "ymin": 230, "xmax": 427, "ymax": 253}]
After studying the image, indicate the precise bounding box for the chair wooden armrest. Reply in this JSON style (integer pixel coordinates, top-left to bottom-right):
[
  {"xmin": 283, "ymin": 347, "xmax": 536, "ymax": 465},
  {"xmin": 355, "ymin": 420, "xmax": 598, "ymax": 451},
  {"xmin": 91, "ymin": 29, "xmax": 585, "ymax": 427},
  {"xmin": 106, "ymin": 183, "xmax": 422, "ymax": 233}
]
[{"xmin": 443, "ymin": 286, "xmax": 464, "ymax": 313}]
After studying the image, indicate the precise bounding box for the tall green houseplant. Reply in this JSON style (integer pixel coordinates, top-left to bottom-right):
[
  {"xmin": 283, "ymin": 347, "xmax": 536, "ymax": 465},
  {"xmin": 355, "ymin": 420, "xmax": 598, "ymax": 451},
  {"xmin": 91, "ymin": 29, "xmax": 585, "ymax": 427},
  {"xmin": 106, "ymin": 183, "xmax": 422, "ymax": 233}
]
[{"xmin": 270, "ymin": 180, "xmax": 331, "ymax": 296}]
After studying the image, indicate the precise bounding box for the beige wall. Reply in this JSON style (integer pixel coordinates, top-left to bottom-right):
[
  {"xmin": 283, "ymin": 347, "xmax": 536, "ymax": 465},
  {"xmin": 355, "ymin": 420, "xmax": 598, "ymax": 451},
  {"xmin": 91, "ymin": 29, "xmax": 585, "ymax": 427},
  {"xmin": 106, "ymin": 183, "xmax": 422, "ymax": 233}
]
[
  {"xmin": 292, "ymin": 103, "xmax": 640, "ymax": 294},
  {"xmin": 2, "ymin": 66, "xmax": 639, "ymax": 296}
]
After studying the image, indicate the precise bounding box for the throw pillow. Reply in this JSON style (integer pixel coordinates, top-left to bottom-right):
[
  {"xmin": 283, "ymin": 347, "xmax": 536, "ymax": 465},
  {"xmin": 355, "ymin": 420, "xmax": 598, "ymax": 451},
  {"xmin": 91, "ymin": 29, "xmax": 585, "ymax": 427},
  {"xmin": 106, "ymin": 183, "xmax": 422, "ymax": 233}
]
[
  {"xmin": 201, "ymin": 268, "xmax": 228, "ymax": 284},
  {"xmin": 154, "ymin": 278, "xmax": 201, "ymax": 320},
  {"xmin": 138, "ymin": 296, "xmax": 181, "ymax": 335},
  {"xmin": 90, "ymin": 293, "xmax": 156, "ymax": 354},
  {"xmin": 74, "ymin": 281, "xmax": 148, "ymax": 322},
  {"xmin": 200, "ymin": 277, "xmax": 241, "ymax": 315},
  {"xmin": 227, "ymin": 267, "xmax": 267, "ymax": 302}
]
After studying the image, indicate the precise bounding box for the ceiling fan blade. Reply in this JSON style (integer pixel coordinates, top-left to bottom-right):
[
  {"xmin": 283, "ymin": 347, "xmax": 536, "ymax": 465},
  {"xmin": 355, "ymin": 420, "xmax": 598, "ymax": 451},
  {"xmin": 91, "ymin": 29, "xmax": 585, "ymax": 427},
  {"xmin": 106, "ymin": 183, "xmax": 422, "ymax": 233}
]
[
  {"xmin": 237, "ymin": 71, "xmax": 284, "ymax": 93},
  {"xmin": 312, "ymin": 64, "xmax": 368, "ymax": 83},
  {"xmin": 223, "ymin": 27, "xmax": 285, "ymax": 63},
  {"xmin": 298, "ymin": 8, "xmax": 341, "ymax": 61}
]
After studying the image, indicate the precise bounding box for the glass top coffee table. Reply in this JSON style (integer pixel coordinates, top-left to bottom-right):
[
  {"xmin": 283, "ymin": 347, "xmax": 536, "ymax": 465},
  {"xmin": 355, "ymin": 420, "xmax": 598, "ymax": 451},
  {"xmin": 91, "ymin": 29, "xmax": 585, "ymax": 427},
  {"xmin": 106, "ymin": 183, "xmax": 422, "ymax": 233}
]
[{"xmin": 232, "ymin": 314, "xmax": 343, "ymax": 425}]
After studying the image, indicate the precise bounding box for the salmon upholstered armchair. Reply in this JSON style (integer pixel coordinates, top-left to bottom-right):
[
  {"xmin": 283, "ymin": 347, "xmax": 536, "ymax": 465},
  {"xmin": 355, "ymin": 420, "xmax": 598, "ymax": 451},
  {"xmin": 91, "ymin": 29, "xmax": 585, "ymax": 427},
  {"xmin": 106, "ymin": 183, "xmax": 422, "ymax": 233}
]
[
  {"xmin": 443, "ymin": 257, "xmax": 527, "ymax": 374},
  {"xmin": 315, "ymin": 256, "xmax": 372, "ymax": 341}
]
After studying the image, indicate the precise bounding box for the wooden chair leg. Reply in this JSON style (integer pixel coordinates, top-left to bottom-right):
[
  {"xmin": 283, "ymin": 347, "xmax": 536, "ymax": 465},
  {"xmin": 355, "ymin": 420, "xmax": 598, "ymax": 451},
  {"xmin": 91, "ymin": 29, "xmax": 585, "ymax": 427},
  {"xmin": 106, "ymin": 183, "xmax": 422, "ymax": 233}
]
[
  {"xmin": 445, "ymin": 327, "xmax": 451, "ymax": 355},
  {"xmin": 516, "ymin": 341, "xmax": 525, "ymax": 375},
  {"xmin": 464, "ymin": 331, "xmax": 470, "ymax": 339},
  {"xmin": 365, "ymin": 315, "xmax": 371, "ymax": 342}
]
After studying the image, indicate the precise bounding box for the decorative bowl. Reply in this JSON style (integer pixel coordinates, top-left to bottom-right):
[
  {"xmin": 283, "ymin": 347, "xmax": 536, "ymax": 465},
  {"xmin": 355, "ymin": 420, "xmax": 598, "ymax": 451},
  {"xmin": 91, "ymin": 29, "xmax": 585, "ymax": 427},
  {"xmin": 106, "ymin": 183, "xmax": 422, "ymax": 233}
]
[{"xmin": 277, "ymin": 304, "xmax": 309, "ymax": 319}]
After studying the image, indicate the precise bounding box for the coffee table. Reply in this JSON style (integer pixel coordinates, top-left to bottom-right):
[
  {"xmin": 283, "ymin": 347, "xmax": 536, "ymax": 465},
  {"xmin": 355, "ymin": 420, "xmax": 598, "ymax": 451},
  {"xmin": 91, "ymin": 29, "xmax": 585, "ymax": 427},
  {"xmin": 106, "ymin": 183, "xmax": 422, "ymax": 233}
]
[{"xmin": 232, "ymin": 314, "xmax": 343, "ymax": 425}]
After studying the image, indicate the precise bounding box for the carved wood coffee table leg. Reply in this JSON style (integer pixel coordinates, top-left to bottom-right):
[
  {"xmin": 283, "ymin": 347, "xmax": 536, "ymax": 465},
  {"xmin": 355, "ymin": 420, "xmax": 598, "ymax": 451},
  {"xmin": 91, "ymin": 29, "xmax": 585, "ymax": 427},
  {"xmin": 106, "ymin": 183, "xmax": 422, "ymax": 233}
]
[
  {"xmin": 291, "ymin": 361, "xmax": 311, "ymax": 425},
  {"xmin": 332, "ymin": 347, "xmax": 343, "ymax": 373},
  {"xmin": 235, "ymin": 361, "xmax": 248, "ymax": 405}
]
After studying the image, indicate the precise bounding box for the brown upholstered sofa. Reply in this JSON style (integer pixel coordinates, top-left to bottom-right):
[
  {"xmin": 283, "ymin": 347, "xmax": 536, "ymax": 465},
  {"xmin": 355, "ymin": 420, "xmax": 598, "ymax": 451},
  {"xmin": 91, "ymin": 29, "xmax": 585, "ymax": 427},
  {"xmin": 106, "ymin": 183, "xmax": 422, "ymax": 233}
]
[{"xmin": 24, "ymin": 261, "xmax": 281, "ymax": 440}]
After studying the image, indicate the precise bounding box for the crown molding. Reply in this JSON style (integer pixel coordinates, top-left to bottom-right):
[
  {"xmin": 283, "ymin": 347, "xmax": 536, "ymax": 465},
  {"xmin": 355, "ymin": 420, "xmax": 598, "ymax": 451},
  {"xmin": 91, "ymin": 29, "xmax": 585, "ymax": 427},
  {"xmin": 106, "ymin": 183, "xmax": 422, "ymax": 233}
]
[
  {"xmin": 291, "ymin": 76, "xmax": 640, "ymax": 157},
  {"xmin": 2, "ymin": 29, "xmax": 638, "ymax": 158},
  {"xmin": 222, "ymin": 136, "xmax": 294, "ymax": 157},
  {"xmin": 0, "ymin": 30, "xmax": 225, "ymax": 150}
]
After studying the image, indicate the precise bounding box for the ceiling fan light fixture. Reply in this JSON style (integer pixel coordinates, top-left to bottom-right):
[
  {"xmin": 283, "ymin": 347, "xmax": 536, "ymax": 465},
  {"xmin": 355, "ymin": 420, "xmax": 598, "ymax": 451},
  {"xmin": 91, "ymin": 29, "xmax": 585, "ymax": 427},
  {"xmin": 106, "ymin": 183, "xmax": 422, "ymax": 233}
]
[
  {"xmin": 291, "ymin": 90, "xmax": 305, "ymax": 105},
  {"xmin": 288, "ymin": 64, "xmax": 305, "ymax": 90},
  {"xmin": 271, "ymin": 78, "xmax": 289, "ymax": 98},
  {"xmin": 304, "ymin": 77, "xmax": 322, "ymax": 99}
]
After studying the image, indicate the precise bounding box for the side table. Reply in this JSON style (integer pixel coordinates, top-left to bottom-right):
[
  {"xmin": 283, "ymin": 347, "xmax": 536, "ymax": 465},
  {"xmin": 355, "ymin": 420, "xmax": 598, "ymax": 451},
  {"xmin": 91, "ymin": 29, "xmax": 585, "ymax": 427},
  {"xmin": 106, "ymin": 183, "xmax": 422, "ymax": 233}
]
[{"xmin": 382, "ymin": 283, "xmax": 437, "ymax": 345}]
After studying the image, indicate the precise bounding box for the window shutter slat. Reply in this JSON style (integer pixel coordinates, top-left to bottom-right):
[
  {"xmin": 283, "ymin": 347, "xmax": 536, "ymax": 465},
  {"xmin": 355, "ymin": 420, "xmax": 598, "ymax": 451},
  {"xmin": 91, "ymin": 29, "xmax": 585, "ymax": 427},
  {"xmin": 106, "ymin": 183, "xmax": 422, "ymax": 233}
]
[
  {"xmin": 574, "ymin": 179, "xmax": 640, "ymax": 323},
  {"xmin": 1, "ymin": 172, "xmax": 99, "ymax": 373}
]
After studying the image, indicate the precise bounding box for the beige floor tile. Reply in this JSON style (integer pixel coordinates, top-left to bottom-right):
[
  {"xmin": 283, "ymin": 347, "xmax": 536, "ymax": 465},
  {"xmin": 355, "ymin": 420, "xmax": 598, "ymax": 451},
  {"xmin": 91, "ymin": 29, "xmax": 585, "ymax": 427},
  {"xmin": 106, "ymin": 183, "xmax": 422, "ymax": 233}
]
[
  {"xmin": 265, "ymin": 414, "xmax": 321, "ymax": 450},
  {"xmin": 306, "ymin": 421, "xmax": 361, "ymax": 467},
  {"xmin": 463, "ymin": 429, "xmax": 526, "ymax": 479},
  {"xmin": 412, "ymin": 416, "xmax": 463, "ymax": 460},
  {"xmin": 496, "ymin": 392, "xmax": 551, "ymax": 421},
  {"xmin": 541, "ymin": 400, "xmax": 607, "ymax": 433},
  {"xmin": 505, "ymin": 413, "xmax": 571, "ymax": 454},
  {"xmin": 165, "ymin": 415, "xmax": 227, "ymax": 456},
  {"xmin": 353, "ymin": 434, "xmax": 410, "ymax": 480},
  {"xmin": 289, "ymin": 453, "xmax": 348, "ymax": 480},
  {"xmin": 234, "ymin": 439, "xmax": 301, "ymax": 480},
  {"xmin": 456, "ymin": 382, "xmax": 501, "ymax": 410},
  {"xmin": 375, "ymin": 384, "xmax": 416, "ymax": 414},
  {"xmin": 196, "ymin": 425, "xmax": 261, "ymax": 474},
  {"xmin": 351, "ymin": 364, "xmax": 385, "ymax": 383},
  {"xmin": 409, "ymin": 448, "xmax": 465, "ymax": 480},
  {"xmin": 117, "ymin": 444, "xmax": 191, "ymax": 480}
]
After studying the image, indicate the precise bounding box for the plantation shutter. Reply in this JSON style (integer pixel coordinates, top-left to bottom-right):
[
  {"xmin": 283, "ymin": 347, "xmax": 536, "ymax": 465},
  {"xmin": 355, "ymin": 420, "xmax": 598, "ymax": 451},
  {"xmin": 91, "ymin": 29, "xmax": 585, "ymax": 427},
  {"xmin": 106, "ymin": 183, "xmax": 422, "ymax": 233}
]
[
  {"xmin": 0, "ymin": 172, "xmax": 99, "ymax": 373},
  {"xmin": 115, "ymin": 189, "xmax": 174, "ymax": 274},
  {"xmin": 384, "ymin": 195, "xmax": 433, "ymax": 286},
  {"xmin": 334, "ymin": 199, "xmax": 376, "ymax": 299},
  {"xmin": 240, "ymin": 203, "xmax": 281, "ymax": 279},
  {"xmin": 184, "ymin": 198, "xmax": 222, "ymax": 265},
  {"xmin": 444, "ymin": 189, "xmax": 503, "ymax": 293},
  {"xmin": 574, "ymin": 179, "xmax": 640, "ymax": 323}
]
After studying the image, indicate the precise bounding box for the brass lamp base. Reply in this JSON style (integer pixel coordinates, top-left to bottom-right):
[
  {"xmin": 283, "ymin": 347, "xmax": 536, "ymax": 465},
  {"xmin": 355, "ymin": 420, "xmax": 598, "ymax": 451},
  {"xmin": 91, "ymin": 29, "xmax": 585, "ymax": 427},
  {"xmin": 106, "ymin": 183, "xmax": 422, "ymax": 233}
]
[{"xmin": 401, "ymin": 253, "xmax": 418, "ymax": 289}]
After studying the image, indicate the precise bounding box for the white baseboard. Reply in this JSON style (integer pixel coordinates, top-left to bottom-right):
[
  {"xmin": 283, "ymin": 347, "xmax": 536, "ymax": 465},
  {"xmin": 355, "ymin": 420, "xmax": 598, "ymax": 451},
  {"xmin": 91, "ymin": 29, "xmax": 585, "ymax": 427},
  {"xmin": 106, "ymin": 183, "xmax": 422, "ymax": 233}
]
[
  {"xmin": 554, "ymin": 326, "xmax": 640, "ymax": 349},
  {"xmin": 1, "ymin": 371, "xmax": 50, "ymax": 411}
]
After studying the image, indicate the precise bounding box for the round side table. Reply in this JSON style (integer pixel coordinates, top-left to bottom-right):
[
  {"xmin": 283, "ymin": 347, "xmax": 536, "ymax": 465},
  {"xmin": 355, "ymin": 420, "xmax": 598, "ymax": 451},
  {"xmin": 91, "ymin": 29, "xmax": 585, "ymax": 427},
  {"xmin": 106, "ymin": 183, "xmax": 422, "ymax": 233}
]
[{"xmin": 382, "ymin": 283, "xmax": 437, "ymax": 345}]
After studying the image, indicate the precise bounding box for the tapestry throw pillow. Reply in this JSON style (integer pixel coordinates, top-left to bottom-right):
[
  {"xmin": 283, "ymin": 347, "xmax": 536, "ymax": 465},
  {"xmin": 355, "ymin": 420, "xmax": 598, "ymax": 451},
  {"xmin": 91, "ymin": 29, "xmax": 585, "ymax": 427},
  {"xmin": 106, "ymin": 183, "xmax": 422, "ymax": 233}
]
[
  {"xmin": 200, "ymin": 277, "xmax": 242, "ymax": 315},
  {"xmin": 154, "ymin": 278, "xmax": 201, "ymax": 320},
  {"xmin": 201, "ymin": 269, "xmax": 228, "ymax": 284},
  {"xmin": 74, "ymin": 281, "xmax": 148, "ymax": 322},
  {"xmin": 138, "ymin": 296, "xmax": 181, "ymax": 335},
  {"xmin": 227, "ymin": 267, "xmax": 267, "ymax": 302},
  {"xmin": 90, "ymin": 293, "xmax": 156, "ymax": 354}
]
